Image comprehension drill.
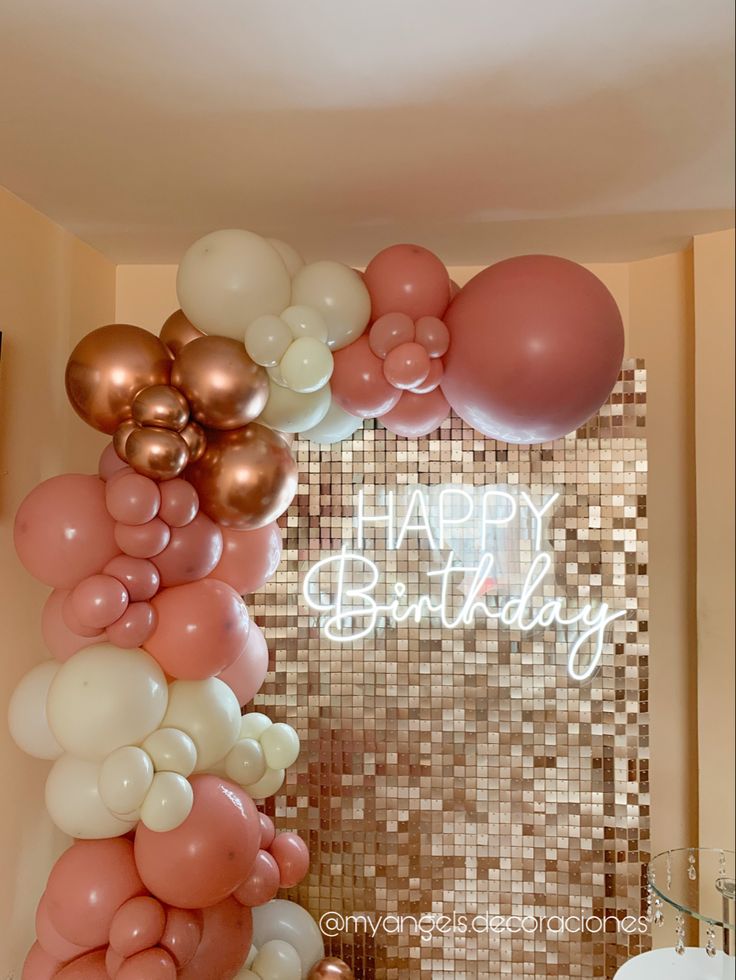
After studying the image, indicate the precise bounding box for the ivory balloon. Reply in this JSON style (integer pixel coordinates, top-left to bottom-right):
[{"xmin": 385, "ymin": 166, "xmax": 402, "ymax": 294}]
[
  {"xmin": 46, "ymin": 755, "xmax": 137, "ymax": 839},
  {"xmin": 290, "ymin": 262, "xmax": 370, "ymax": 351},
  {"xmin": 259, "ymin": 379, "xmax": 331, "ymax": 433},
  {"xmin": 299, "ymin": 400, "xmax": 362, "ymax": 445},
  {"xmin": 251, "ymin": 901, "xmax": 325, "ymax": 977},
  {"xmin": 8, "ymin": 661, "xmax": 63, "ymax": 760},
  {"xmin": 267, "ymin": 238, "xmax": 304, "ymax": 278},
  {"xmin": 260, "ymin": 723, "xmax": 300, "ymax": 770},
  {"xmin": 243, "ymin": 767, "xmax": 284, "ymax": 801},
  {"xmin": 239, "ymin": 712, "xmax": 273, "ymax": 740},
  {"xmin": 46, "ymin": 644, "xmax": 168, "ymax": 762},
  {"xmin": 224, "ymin": 738, "xmax": 267, "ymax": 786},
  {"xmin": 99, "ymin": 746, "xmax": 154, "ymax": 815},
  {"xmin": 279, "ymin": 338, "xmax": 333, "ymax": 393},
  {"xmin": 245, "ymin": 315, "xmax": 293, "ymax": 368},
  {"xmin": 176, "ymin": 230, "xmax": 291, "ymax": 340},
  {"xmin": 252, "ymin": 940, "xmax": 301, "ymax": 980},
  {"xmin": 142, "ymin": 727, "xmax": 198, "ymax": 776},
  {"xmin": 280, "ymin": 306, "xmax": 329, "ymax": 343},
  {"xmin": 162, "ymin": 678, "xmax": 241, "ymax": 771},
  {"xmin": 160, "ymin": 309, "xmax": 205, "ymax": 356},
  {"xmin": 140, "ymin": 771, "xmax": 194, "ymax": 832}
]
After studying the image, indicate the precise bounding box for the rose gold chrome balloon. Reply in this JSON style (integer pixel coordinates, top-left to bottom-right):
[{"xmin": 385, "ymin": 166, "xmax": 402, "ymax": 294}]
[
  {"xmin": 125, "ymin": 426, "xmax": 189, "ymax": 481},
  {"xmin": 180, "ymin": 420, "xmax": 207, "ymax": 463},
  {"xmin": 160, "ymin": 309, "xmax": 205, "ymax": 357},
  {"xmin": 65, "ymin": 324, "xmax": 172, "ymax": 434},
  {"xmin": 132, "ymin": 384, "xmax": 190, "ymax": 431},
  {"xmin": 307, "ymin": 958, "xmax": 355, "ymax": 980},
  {"xmin": 171, "ymin": 336, "xmax": 268, "ymax": 430},
  {"xmin": 113, "ymin": 420, "xmax": 140, "ymax": 461},
  {"xmin": 186, "ymin": 423, "xmax": 297, "ymax": 530}
]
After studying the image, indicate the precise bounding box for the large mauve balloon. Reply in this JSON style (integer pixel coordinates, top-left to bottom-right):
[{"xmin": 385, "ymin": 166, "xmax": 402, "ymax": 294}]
[
  {"xmin": 65, "ymin": 325, "xmax": 172, "ymax": 434},
  {"xmin": 177, "ymin": 897, "xmax": 253, "ymax": 980},
  {"xmin": 442, "ymin": 255, "xmax": 625, "ymax": 443},
  {"xmin": 330, "ymin": 335, "xmax": 401, "ymax": 418},
  {"xmin": 364, "ymin": 244, "xmax": 451, "ymax": 321},
  {"xmin": 208, "ymin": 522, "xmax": 282, "ymax": 595},
  {"xmin": 22, "ymin": 941, "xmax": 61, "ymax": 980},
  {"xmin": 187, "ymin": 423, "xmax": 297, "ymax": 530},
  {"xmin": 134, "ymin": 774, "xmax": 261, "ymax": 909},
  {"xmin": 379, "ymin": 388, "xmax": 450, "ymax": 439},
  {"xmin": 14, "ymin": 475, "xmax": 119, "ymax": 589}
]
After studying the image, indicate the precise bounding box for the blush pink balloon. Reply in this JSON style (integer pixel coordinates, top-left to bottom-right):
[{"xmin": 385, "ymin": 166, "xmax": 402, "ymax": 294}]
[
  {"xmin": 368, "ymin": 312, "xmax": 415, "ymax": 359},
  {"xmin": 159, "ymin": 908, "xmax": 203, "ymax": 969},
  {"xmin": 269, "ymin": 832, "xmax": 310, "ymax": 888},
  {"xmin": 383, "ymin": 342, "xmax": 431, "ymax": 390},
  {"xmin": 61, "ymin": 593, "xmax": 105, "ymax": 637},
  {"xmin": 99, "ymin": 444, "xmax": 129, "ymax": 481},
  {"xmin": 115, "ymin": 518, "xmax": 170, "ymax": 559},
  {"xmin": 364, "ymin": 244, "xmax": 451, "ymax": 320},
  {"xmin": 450, "ymin": 279, "xmax": 461, "ymax": 300},
  {"xmin": 109, "ymin": 897, "xmax": 166, "ymax": 957},
  {"xmin": 103, "ymin": 556, "xmax": 160, "ymax": 601},
  {"xmin": 331, "ymin": 335, "xmax": 401, "ymax": 419},
  {"xmin": 216, "ymin": 622, "xmax": 269, "ymax": 706},
  {"xmin": 105, "ymin": 947, "xmax": 124, "ymax": 979},
  {"xmin": 44, "ymin": 839, "xmax": 145, "ymax": 948},
  {"xmin": 258, "ymin": 813, "xmax": 276, "ymax": 850},
  {"xmin": 42, "ymin": 590, "xmax": 105, "ymax": 662},
  {"xmin": 116, "ymin": 947, "xmax": 176, "ymax": 980},
  {"xmin": 414, "ymin": 316, "xmax": 450, "ymax": 358},
  {"xmin": 135, "ymin": 775, "xmax": 261, "ymax": 910},
  {"xmin": 151, "ymin": 513, "xmax": 223, "ymax": 587},
  {"xmin": 105, "ymin": 473, "xmax": 161, "ymax": 526},
  {"xmin": 411, "ymin": 358, "xmax": 444, "ymax": 394},
  {"xmin": 36, "ymin": 892, "xmax": 93, "ymax": 963},
  {"xmin": 144, "ymin": 579, "xmax": 249, "ymax": 679},
  {"xmin": 177, "ymin": 898, "xmax": 253, "ymax": 980},
  {"xmin": 22, "ymin": 942, "xmax": 61, "ymax": 980},
  {"xmin": 14, "ymin": 475, "xmax": 119, "ymax": 589},
  {"xmin": 379, "ymin": 388, "xmax": 451, "ymax": 439},
  {"xmin": 232, "ymin": 849, "xmax": 280, "ymax": 907},
  {"xmin": 158, "ymin": 479, "xmax": 199, "ymax": 527},
  {"xmin": 69, "ymin": 574, "xmax": 129, "ymax": 630},
  {"xmin": 54, "ymin": 950, "xmax": 109, "ymax": 978},
  {"xmin": 107, "ymin": 601, "xmax": 157, "ymax": 648},
  {"xmin": 442, "ymin": 255, "xmax": 625, "ymax": 443},
  {"xmin": 208, "ymin": 522, "xmax": 282, "ymax": 595}
]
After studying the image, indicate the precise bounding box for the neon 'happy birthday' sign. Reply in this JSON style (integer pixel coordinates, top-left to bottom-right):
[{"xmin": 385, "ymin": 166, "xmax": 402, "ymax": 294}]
[{"xmin": 302, "ymin": 485, "xmax": 627, "ymax": 681}]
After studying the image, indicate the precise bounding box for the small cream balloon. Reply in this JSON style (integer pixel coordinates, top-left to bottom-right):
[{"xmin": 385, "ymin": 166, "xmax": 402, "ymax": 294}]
[
  {"xmin": 98, "ymin": 745, "xmax": 154, "ymax": 815},
  {"xmin": 260, "ymin": 723, "xmax": 300, "ymax": 770},
  {"xmin": 7, "ymin": 661, "xmax": 63, "ymax": 760},
  {"xmin": 243, "ymin": 767, "xmax": 285, "ymax": 801},
  {"xmin": 140, "ymin": 771, "xmax": 194, "ymax": 832},
  {"xmin": 251, "ymin": 939, "xmax": 302, "ymax": 980},
  {"xmin": 162, "ymin": 678, "xmax": 241, "ymax": 771},
  {"xmin": 259, "ymin": 379, "xmax": 331, "ymax": 434},
  {"xmin": 46, "ymin": 755, "xmax": 137, "ymax": 839},
  {"xmin": 224, "ymin": 737, "xmax": 267, "ymax": 786},
  {"xmin": 251, "ymin": 900, "xmax": 325, "ymax": 975},
  {"xmin": 245, "ymin": 315, "xmax": 293, "ymax": 368},
  {"xmin": 142, "ymin": 727, "xmax": 198, "ymax": 777},
  {"xmin": 240, "ymin": 713, "xmax": 273, "ymax": 741},
  {"xmin": 279, "ymin": 338, "xmax": 334, "ymax": 394},
  {"xmin": 267, "ymin": 238, "xmax": 304, "ymax": 278},
  {"xmin": 300, "ymin": 399, "xmax": 363, "ymax": 446},
  {"xmin": 290, "ymin": 261, "xmax": 370, "ymax": 351},
  {"xmin": 280, "ymin": 306, "xmax": 328, "ymax": 342}
]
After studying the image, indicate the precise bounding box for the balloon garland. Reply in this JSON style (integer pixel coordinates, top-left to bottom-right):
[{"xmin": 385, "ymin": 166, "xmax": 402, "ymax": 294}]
[{"xmin": 9, "ymin": 229, "xmax": 625, "ymax": 980}]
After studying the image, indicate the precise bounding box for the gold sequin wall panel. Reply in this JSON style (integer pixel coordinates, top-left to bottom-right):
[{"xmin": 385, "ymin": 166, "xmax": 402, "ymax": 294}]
[{"xmin": 251, "ymin": 360, "xmax": 650, "ymax": 979}]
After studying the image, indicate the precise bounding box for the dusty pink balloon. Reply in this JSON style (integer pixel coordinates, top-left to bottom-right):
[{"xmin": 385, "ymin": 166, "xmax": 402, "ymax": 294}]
[
  {"xmin": 379, "ymin": 388, "xmax": 450, "ymax": 438},
  {"xmin": 70, "ymin": 574, "xmax": 129, "ymax": 630},
  {"xmin": 232, "ymin": 849, "xmax": 280, "ymax": 907},
  {"xmin": 159, "ymin": 907, "xmax": 202, "ymax": 969},
  {"xmin": 53, "ymin": 949, "xmax": 109, "ymax": 978},
  {"xmin": 14, "ymin": 475, "xmax": 119, "ymax": 589},
  {"xmin": 42, "ymin": 590, "xmax": 105, "ymax": 662},
  {"xmin": 368, "ymin": 312, "xmax": 414, "ymax": 359},
  {"xmin": 107, "ymin": 601, "xmax": 157, "ymax": 648},
  {"xmin": 269, "ymin": 831, "xmax": 310, "ymax": 888},
  {"xmin": 258, "ymin": 812, "xmax": 276, "ymax": 850},
  {"xmin": 109, "ymin": 896, "xmax": 166, "ymax": 958},
  {"xmin": 411, "ymin": 358, "xmax": 444, "ymax": 394},
  {"xmin": 158, "ymin": 479, "xmax": 199, "ymax": 527},
  {"xmin": 208, "ymin": 522, "xmax": 282, "ymax": 595},
  {"xmin": 98, "ymin": 443, "xmax": 129, "ymax": 481},
  {"xmin": 22, "ymin": 942, "xmax": 61, "ymax": 980},
  {"xmin": 105, "ymin": 947, "xmax": 124, "ymax": 979},
  {"xmin": 114, "ymin": 518, "xmax": 170, "ymax": 559},
  {"xmin": 116, "ymin": 948, "xmax": 176, "ymax": 980},
  {"xmin": 364, "ymin": 243, "xmax": 451, "ymax": 320},
  {"xmin": 216, "ymin": 622, "xmax": 269, "ymax": 706},
  {"xmin": 177, "ymin": 898, "xmax": 252, "ymax": 980},
  {"xmin": 61, "ymin": 593, "xmax": 106, "ymax": 638},
  {"xmin": 414, "ymin": 316, "xmax": 450, "ymax": 358},
  {"xmin": 105, "ymin": 473, "xmax": 161, "ymax": 526},
  {"xmin": 103, "ymin": 556, "xmax": 160, "ymax": 601},
  {"xmin": 36, "ymin": 892, "xmax": 93, "ymax": 963},
  {"xmin": 151, "ymin": 512, "xmax": 223, "ymax": 587},
  {"xmin": 331, "ymin": 335, "xmax": 401, "ymax": 419},
  {"xmin": 383, "ymin": 342, "xmax": 431, "ymax": 390}
]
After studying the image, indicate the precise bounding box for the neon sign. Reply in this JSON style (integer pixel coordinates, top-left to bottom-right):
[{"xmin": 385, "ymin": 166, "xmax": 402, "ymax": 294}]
[{"xmin": 302, "ymin": 486, "xmax": 626, "ymax": 681}]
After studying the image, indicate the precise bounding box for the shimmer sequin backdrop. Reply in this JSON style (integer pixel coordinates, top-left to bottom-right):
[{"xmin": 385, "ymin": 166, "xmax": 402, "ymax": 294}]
[{"xmin": 251, "ymin": 360, "xmax": 650, "ymax": 980}]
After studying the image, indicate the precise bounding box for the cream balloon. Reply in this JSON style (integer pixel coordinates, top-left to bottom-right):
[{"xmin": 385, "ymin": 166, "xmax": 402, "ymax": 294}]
[
  {"xmin": 259, "ymin": 379, "xmax": 331, "ymax": 434},
  {"xmin": 245, "ymin": 315, "xmax": 293, "ymax": 368},
  {"xmin": 162, "ymin": 678, "xmax": 241, "ymax": 771},
  {"xmin": 279, "ymin": 338, "xmax": 333, "ymax": 394},
  {"xmin": 235, "ymin": 972, "xmax": 260, "ymax": 980},
  {"xmin": 141, "ymin": 727, "xmax": 198, "ymax": 776},
  {"xmin": 177, "ymin": 230, "xmax": 291, "ymax": 340},
  {"xmin": 252, "ymin": 900, "xmax": 325, "ymax": 977},
  {"xmin": 290, "ymin": 261, "xmax": 370, "ymax": 351},
  {"xmin": 260, "ymin": 724, "xmax": 300, "ymax": 770},
  {"xmin": 98, "ymin": 745, "xmax": 154, "ymax": 815},
  {"xmin": 140, "ymin": 771, "xmax": 194, "ymax": 832},
  {"xmin": 243, "ymin": 767, "xmax": 285, "ymax": 801},
  {"xmin": 47, "ymin": 644, "xmax": 168, "ymax": 762},
  {"xmin": 251, "ymin": 940, "xmax": 301, "ymax": 980},
  {"xmin": 46, "ymin": 754, "xmax": 137, "ymax": 839},
  {"xmin": 280, "ymin": 306, "xmax": 328, "ymax": 343},
  {"xmin": 224, "ymin": 737, "xmax": 267, "ymax": 787},
  {"xmin": 8, "ymin": 661, "xmax": 63, "ymax": 760},
  {"xmin": 240, "ymin": 713, "xmax": 273, "ymax": 741},
  {"xmin": 246, "ymin": 945, "xmax": 258, "ymax": 968},
  {"xmin": 267, "ymin": 238, "xmax": 304, "ymax": 278},
  {"xmin": 299, "ymin": 399, "xmax": 363, "ymax": 446}
]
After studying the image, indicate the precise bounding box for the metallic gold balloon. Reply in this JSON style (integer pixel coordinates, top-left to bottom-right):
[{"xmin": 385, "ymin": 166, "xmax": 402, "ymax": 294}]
[
  {"xmin": 171, "ymin": 336, "xmax": 269, "ymax": 430},
  {"xmin": 307, "ymin": 958, "xmax": 355, "ymax": 980},
  {"xmin": 186, "ymin": 423, "xmax": 297, "ymax": 529},
  {"xmin": 132, "ymin": 384, "xmax": 190, "ymax": 431},
  {"xmin": 160, "ymin": 309, "xmax": 205, "ymax": 357},
  {"xmin": 180, "ymin": 420, "xmax": 207, "ymax": 463},
  {"xmin": 124, "ymin": 426, "xmax": 189, "ymax": 481},
  {"xmin": 113, "ymin": 419, "xmax": 140, "ymax": 461},
  {"xmin": 65, "ymin": 325, "xmax": 172, "ymax": 434}
]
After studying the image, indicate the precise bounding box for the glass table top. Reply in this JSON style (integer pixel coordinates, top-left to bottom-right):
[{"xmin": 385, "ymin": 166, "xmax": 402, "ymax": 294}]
[{"xmin": 648, "ymin": 848, "xmax": 735, "ymax": 930}]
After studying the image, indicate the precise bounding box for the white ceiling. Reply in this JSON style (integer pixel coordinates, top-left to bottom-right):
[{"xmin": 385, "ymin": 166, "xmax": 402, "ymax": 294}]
[{"xmin": 0, "ymin": 0, "xmax": 733, "ymax": 264}]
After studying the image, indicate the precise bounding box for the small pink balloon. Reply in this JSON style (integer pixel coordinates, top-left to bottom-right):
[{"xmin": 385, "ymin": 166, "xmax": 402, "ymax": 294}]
[
  {"xmin": 414, "ymin": 316, "xmax": 450, "ymax": 358},
  {"xmin": 380, "ymin": 387, "xmax": 450, "ymax": 438},
  {"xmin": 158, "ymin": 480, "xmax": 199, "ymax": 528},
  {"xmin": 36, "ymin": 892, "xmax": 93, "ymax": 963},
  {"xmin": 106, "ymin": 473, "xmax": 161, "ymax": 526},
  {"xmin": 449, "ymin": 279, "xmax": 461, "ymax": 299},
  {"xmin": 107, "ymin": 601, "xmax": 157, "ymax": 648},
  {"xmin": 364, "ymin": 243, "xmax": 451, "ymax": 320},
  {"xmin": 115, "ymin": 519, "xmax": 170, "ymax": 559},
  {"xmin": 109, "ymin": 896, "xmax": 166, "ymax": 958},
  {"xmin": 258, "ymin": 812, "xmax": 276, "ymax": 850},
  {"xmin": 383, "ymin": 342, "xmax": 431, "ymax": 390},
  {"xmin": 116, "ymin": 948, "xmax": 176, "ymax": 980},
  {"xmin": 411, "ymin": 358, "xmax": 444, "ymax": 394},
  {"xmin": 69, "ymin": 574, "xmax": 129, "ymax": 630},
  {"xmin": 151, "ymin": 513, "xmax": 223, "ymax": 587},
  {"xmin": 269, "ymin": 832, "xmax": 310, "ymax": 888},
  {"xmin": 105, "ymin": 946, "xmax": 125, "ymax": 979},
  {"xmin": 98, "ymin": 444, "xmax": 129, "ymax": 482},
  {"xmin": 54, "ymin": 950, "xmax": 108, "ymax": 978},
  {"xmin": 331, "ymin": 335, "xmax": 401, "ymax": 419},
  {"xmin": 232, "ymin": 849, "xmax": 280, "ymax": 907},
  {"xmin": 216, "ymin": 622, "xmax": 269, "ymax": 706},
  {"xmin": 22, "ymin": 942, "xmax": 61, "ymax": 980},
  {"xmin": 159, "ymin": 908, "xmax": 203, "ymax": 969},
  {"xmin": 208, "ymin": 522, "xmax": 282, "ymax": 595},
  {"xmin": 176, "ymin": 898, "xmax": 252, "ymax": 980},
  {"xmin": 42, "ymin": 590, "xmax": 105, "ymax": 662},
  {"xmin": 107, "ymin": 466, "xmax": 136, "ymax": 485},
  {"xmin": 61, "ymin": 593, "xmax": 106, "ymax": 637},
  {"xmin": 103, "ymin": 556, "xmax": 160, "ymax": 601},
  {"xmin": 368, "ymin": 312, "xmax": 415, "ymax": 359}
]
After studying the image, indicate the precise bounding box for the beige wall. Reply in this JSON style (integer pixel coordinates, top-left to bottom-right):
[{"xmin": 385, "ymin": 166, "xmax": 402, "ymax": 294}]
[{"xmin": 0, "ymin": 186, "xmax": 115, "ymax": 972}]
